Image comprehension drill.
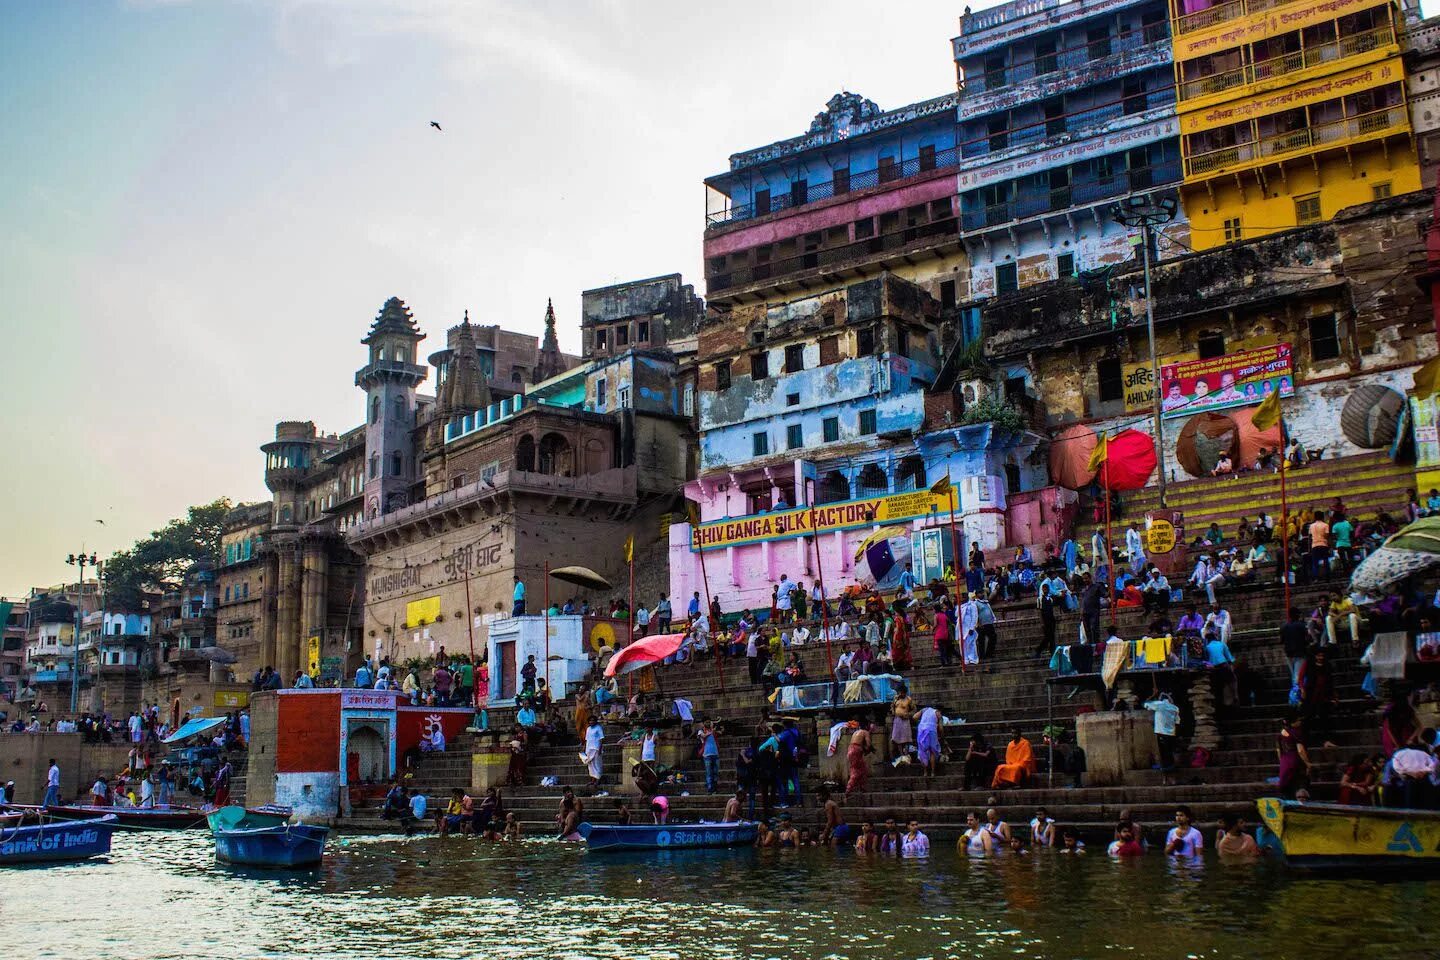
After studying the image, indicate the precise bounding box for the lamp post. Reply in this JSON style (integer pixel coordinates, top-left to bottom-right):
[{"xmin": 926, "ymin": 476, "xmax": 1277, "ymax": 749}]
[
  {"xmin": 1112, "ymin": 193, "xmax": 1178, "ymax": 507},
  {"xmin": 65, "ymin": 551, "xmax": 98, "ymax": 714}
]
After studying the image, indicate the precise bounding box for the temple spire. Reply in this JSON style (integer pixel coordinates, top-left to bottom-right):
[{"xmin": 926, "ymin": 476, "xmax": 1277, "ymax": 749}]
[{"xmin": 534, "ymin": 297, "xmax": 565, "ymax": 383}]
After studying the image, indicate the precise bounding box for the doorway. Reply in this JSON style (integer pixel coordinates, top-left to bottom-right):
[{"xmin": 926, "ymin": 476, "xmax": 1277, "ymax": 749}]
[{"xmin": 346, "ymin": 721, "xmax": 390, "ymax": 784}]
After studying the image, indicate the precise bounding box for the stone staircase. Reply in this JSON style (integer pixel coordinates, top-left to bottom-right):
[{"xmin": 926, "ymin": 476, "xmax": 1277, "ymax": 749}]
[{"xmin": 403, "ymin": 575, "xmax": 1391, "ymax": 842}]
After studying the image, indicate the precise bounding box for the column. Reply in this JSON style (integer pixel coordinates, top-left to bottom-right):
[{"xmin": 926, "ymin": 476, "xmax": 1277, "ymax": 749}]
[
  {"xmin": 275, "ymin": 543, "xmax": 301, "ymax": 680},
  {"xmin": 258, "ymin": 553, "xmax": 278, "ymax": 672},
  {"xmin": 301, "ymin": 539, "xmax": 329, "ymax": 677}
]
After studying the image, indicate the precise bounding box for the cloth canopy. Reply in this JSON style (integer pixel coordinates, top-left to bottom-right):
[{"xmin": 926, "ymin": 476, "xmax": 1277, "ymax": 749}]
[
  {"xmin": 162, "ymin": 716, "xmax": 227, "ymax": 744},
  {"xmin": 1049, "ymin": 424, "xmax": 1099, "ymax": 490},
  {"xmin": 603, "ymin": 633, "xmax": 686, "ymax": 678},
  {"xmin": 1096, "ymin": 429, "xmax": 1157, "ymax": 491}
]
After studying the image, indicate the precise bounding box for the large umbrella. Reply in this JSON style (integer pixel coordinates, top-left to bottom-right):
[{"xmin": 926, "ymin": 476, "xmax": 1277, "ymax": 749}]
[
  {"xmin": 550, "ymin": 565, "xmax": 612, "ymax": 591},
  {"xmin": 603, "ymin": 633, "xmax": 686, "ymax": 678},
  {"xmin": 1350, "ymin": 517, "xmax": 1440, "ymax": 595}
]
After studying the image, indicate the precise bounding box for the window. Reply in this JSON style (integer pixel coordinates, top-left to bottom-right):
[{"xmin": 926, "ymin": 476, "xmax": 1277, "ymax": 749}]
[
  {"xmin": 786, "ymin": 392, "xmax": 800, "ymax": 406},
  {"xmin": 511, "ymin": 365, "xmax": 524, "ymax": 383},
  {"xmin": 995, "ymin": 262, "xmax": 1018, "ymax": 294},
  {"xmin": 369, "ymin": 454, "xmax": 379, "ymax": 479},
  {"xmin": 1005, "ymin": 462, "xmax": 1022, "ymax": 495},
  {"xmin": 224, "ymin": 586, "xmax": 231, "ymax": 602},
  {"xmin": 832, "ymin": 167, "xmax": 851, "ymax": 195},
  {"xmin": 878, "ymin": 156, "xmax": 898, "ymax": 183},
  {"xmin": 1097, "ymin": 357, "xmax": 1124, "ymax": 402},
  {"xmin": 858, "ymin": 409, "xmax": 877, "ymax": 435},
  {"xmin": 1197, "ymin": 331, "xmax": 1226, "ymax": 359},
  {"xmin": 683, "ymin": 383, "xmax": 694, "ymax": 417},
  {"xmin": 1122, "ymin": 76, "xmax": 1144, "ymax": 116},
  {"xmin": 1373, "ymin": 182, "xmax": 1392, "ymax": 200},
  {"xmin": 715, "ymin": 360, "xmax": 732, "ymax": 391},
  {"xmin": 822, "ymin": 417, "xmax": 839, "ymax": 442},
  {"xmin": 751, "ymin": 352, "xmax": 769, "ymax": 380},
  {"xmin": 939, "ymin": 279, "xmax": 957, "ymax": 308},
  {"xmin": 391, "ymin": 452, "xmax": 402, "ymax": 476},
  {"xmin": 370, "ymin": 397, "xmax": 380, "ymax": 424},
  {"xmin": 596, "ymin": 379, "xmax": 607, "ymax": 409},
  {"xmin": 1035, "ymin": 37, "xmax": 1057, "ymax": 75},
  {"xmin": 1044, "ymin": 97, "xmax": 1065, "ymax": 136},
  {"xmin": 854, "ymin": 217, "xmax": 875, "ymax": 239},
  {"xmin": 754, "ymin": 189, "xmax": 771, "ymax": 215},
  {"xmin": 637, "ymin": 320, "xmax": 650, "ymax": 342},
  {"xmin": 393, "ymin": 396, "xmax": 406, "ymax": 419},
  {"xmin": 616, "ymin": 325, "xmax": 629, "ymax": 346},
  {"xmin": 1295, "ymin": 193, "xmax": 1322, "ymax": 225},
  {"xmin": 1309, "ymin": 313, "xmax": 1342, "ymax": 361},
  {"xmin": 752, "ymin": 432, "xmax": 769, "ymax": 456},
  {"xmin": 784, "ymin": 343, "xmax": 805, "ymax": 373},
  {"xmin": 919, "ymin": 144, "xmax": 937, "ymax": 171},
  {"xmin": 790, "ymin": 179, "xmax": 808, "ymax": 207},
  {"xmin": 595, "ymin": 328, "xmax": 607, "ymax": 349},
  {"xmin": 786, "ymin": 424, "xmax": 803, "ymax": 449},
  {"xmin": 1087, "ymin": 25, "xmax": 1111, "ymax": 59},
  {"xmin": 1057, "ymin": 252, "xmax": 1075, "ymax": 278},
  {"xmin": 1223, "ymin": 217, "xmax": 1243, "ymax": 242},
  {"xmin": 618, "ymin": 385, "xmax": 631, "ymax": 408},
  {"xmin": 856, "ymin": 328, "xmax": 876, "ymax": 356}
]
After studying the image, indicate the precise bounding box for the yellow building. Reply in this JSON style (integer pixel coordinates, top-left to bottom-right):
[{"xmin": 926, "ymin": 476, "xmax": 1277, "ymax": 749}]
[{"xmin": 1171, "ymin": 0, "xmax": 1422, "ymax": 248}]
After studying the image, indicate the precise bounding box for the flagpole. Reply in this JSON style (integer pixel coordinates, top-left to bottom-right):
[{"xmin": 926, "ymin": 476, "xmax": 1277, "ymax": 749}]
[
  {"xmin": 1104, "ymin": 451, "xmax": 1115, "ymax": 610},
  {"xmin": 464, "ymin": 566, "xmax": 478, "ymax": 708},
  {"xmin": 1279, "ymin": 415, "xmax": 1291, "ymax": 612},
  {"xmin": 946, "ymin": 484, "xmax": 966, "ymax": 676},
  {"xmin": 694, "ymin": 523, "xmax": 724, "ymax": 693},
  {"xmin": 543, "ymin": 559, "xmax": 551, "ymax": 697}
]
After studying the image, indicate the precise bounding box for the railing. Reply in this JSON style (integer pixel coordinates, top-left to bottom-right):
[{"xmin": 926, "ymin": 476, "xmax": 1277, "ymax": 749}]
[
  {"xmin": 706, "ymin": 146, "xmax": 960, "ymax": 228},
  {"xmin": 706, "ymin": 213, "xmax": 960, "ymax": 292},
  {"xmin": 1184, "ymin": 105, "xmax": 1408, "ymax": 176},
  {"xmin": 962, "ymin": 28, "xmax": 1165, "ymax": 96},
  {"xmin": 1178, "ymin": 25, "xmax": 1395, "ymax": 99},
  {"xmin": 960, "ymin": 163, "xmax": 1181, "ymax": 231},
  {"xmin": 1174, "ymin": 0, "xmax": 1292, "ymax": 35}
]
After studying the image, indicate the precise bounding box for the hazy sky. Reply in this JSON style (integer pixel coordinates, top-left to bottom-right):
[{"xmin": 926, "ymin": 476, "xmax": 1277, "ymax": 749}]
[{"xmin": 0, "ymin": 0, "xmax": 963, "ymax": 596}]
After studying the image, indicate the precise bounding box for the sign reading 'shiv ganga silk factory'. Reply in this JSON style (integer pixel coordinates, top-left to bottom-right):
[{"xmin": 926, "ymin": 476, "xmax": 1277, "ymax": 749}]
[{"xmin": 690, "ymin": 489, "xmax": 953, "ymax": 552}]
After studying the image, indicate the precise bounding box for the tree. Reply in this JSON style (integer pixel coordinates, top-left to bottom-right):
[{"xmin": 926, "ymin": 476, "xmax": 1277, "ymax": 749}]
[{"xmin": 103, "ymin": 498, "xmax": 231, "ymax": 608}]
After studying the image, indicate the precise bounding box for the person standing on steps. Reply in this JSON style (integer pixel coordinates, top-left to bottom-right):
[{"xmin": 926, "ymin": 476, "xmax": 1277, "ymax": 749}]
[
  {"xmin": 1126, "ymin": 523, "xmax": 1147, "ymax": 576},
  {"xmin": 512, "ymin": 576, "xmax": 526, "ymax": 616}
]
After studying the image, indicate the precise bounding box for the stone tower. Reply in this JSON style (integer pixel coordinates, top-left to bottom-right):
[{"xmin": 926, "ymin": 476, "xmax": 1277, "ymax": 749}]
[
  {"xmin": 356, "ymin": 297, "xmax": 426, "ymax": 520},
  {"xmin": 533, "ymin": 298, "xmax": 565, "ymax": 384}
]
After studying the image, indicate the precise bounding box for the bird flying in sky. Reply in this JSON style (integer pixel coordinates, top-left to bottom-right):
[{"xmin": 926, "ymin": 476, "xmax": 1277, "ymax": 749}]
[{"xmin": 430, "ymin": 121, "xmax": 442, "ymax": 131}]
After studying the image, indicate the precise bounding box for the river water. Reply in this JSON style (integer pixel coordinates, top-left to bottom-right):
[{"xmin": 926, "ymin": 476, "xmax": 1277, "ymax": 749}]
[{"xmin": 7, "ymin": 831, "xmax": 1434, "ymax": 959}]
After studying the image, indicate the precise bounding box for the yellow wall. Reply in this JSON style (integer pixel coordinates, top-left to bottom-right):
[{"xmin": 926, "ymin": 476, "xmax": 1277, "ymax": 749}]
[{"xmin": 1183, "ymin": 140, "xmax": 1421, "ymax": 249}]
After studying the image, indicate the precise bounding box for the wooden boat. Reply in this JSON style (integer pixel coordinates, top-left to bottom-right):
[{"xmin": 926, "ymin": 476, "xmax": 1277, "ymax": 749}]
[
  {"xmin": 213, "ymin": 823, "xmax": 329, "ymax": 868},
  {"xmin": 0, "ymin": 815, "xmax": 116, "ymax": 865},
  {"xmin": 1256, "ymin": 798, "xmax": 1440, "ymax": 871},
  {"xmin": 578, "ymin": 821, "xmax": 758, "ymax": 852},
  {"xmin": 5, "ymin": 803, "xmax": 209, "ymax": 830},
  {"xmin": 207, "ymin": 805, "xmax": 292, "ymax": 833}
]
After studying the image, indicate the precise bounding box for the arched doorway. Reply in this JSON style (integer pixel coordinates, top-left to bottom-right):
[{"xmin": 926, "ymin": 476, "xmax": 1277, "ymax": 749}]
[
  {"xmin": 538, "ymin": 432, "xmax": 573, "ymax": 476},
  {"xmin": 816, "ymin": 470, "xmax": 850, "ymax": 504},
  {"xmin": 857, "ymin": 463, "xmax": 888, "ymax": 497},
  {"xmin": 515, "ymin": 434, "xmax": 536, "ymax": 472},
  {"xmin": 346, "ymin": 722, "xmax": 389, "ymax": 784},
  {"xmin": 895, "ymin": 455, "xmax": 926, "ymax": 491}
]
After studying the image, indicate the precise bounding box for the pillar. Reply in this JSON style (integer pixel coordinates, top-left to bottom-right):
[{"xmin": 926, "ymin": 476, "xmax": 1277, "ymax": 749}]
[
  {"xmin": 275, "ymin": 543, "xmax": 301, "ymax": 680},
  {"xmin": 301, "ymin": 539, "xmax": 329, "ymax": 677},
  {"xmin": 258, "ymin": 553, "xmax": 278, "ymax": 672},
  {"xmin": 1189, "ymin": 677, "xmax": 1220, "ymax": 750}
]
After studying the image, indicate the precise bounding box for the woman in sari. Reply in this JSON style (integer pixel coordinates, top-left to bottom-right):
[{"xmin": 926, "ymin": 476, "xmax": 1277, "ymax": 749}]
[
  {"xmin": 889, "ymin": 612, "xmax": 913, "ymax": 670},
  {"xmin": 992, "ymin": 730, "xmax": 1035, "ymax": 789}
]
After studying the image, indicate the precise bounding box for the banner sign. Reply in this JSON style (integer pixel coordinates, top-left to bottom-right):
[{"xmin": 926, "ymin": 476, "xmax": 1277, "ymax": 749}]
[
  {"xmin": 691, "ymin": 488, "xmax": 952, "ymax": 552},
  {"xmin": 1123, "ymin": 353, "xmax": 1197, "ymax": 412},
  {"xmin": 1180, "ymin": 59, "xmax": 1403, "ymax": 133},
  {"xmin": 1413, "ymin": 393, "xmax": 1440, "ymax": 489},
  {"xmin": 958, "ymin": 115, "xmax": 1176, "ymax": 191},
  {"xmin": 1176, "ymin": 0, "xmax": 1394, "ymax": 61},
  {"xmin": 1160, "ymin": 343, "xmax": 1294, "ymax": 420}
]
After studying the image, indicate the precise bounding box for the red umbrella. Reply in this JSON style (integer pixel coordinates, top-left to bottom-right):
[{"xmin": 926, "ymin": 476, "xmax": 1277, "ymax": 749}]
[
  {"xmin": 603, "ymin": 633, "xmax": 686, "ymax": 678},
  {"xmin": 1049, "ymin": 424, "xmax": 1099, "ymax": 490},
  {"xmin": 1097, "ymin": 428, "xmax": 1157, "ymax": 491}
]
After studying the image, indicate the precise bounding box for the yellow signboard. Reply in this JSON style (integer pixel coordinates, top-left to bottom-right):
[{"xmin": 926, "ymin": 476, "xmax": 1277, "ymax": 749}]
[
  {"xmin": 691, "ymin": 488, "xmax": 953, "ymax": 552},
  {"xmin": 1175, "ymin": 0, "xmax": 1391, "ymax": 60},
  {"xmin": 1146, "ymin": 519, "xmax": 1177, "ymax": 555},
  {"xmin": 1124, "ymin": 353, "xmax": 1196, "ymax": 412},
  {"xmin": 307, "ymin": 636, "xmax": 321, "ymax": 677},
  {"xmin": 405, "ymin": 595, "xmax": 442, "ymax": 627},
  {"xmin": 215, "ymin": 691, "xmax": 250, "ymax": 708},
  {"xmin": 1181, "ymin": 58, "xmax": 1403, "ymax": 134}
]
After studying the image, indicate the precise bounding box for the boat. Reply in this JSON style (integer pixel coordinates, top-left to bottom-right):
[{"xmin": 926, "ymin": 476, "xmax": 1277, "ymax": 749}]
[
  {"xmin": 1256, "ymin": 797, "xmax": 1440, "ymax": 871},
  {"xmin": 213, "ymin": 823, "xmax": 330, "ymax": 868},
  {"xmin": 4, "ymin": 803, "xmax": 209, "ymax": 830},
  {"xmin": 578, "ymin": 821, "xmax": 759, "ymax": 852},
  {"xmin": 0, "ymin": 815, "xmax": 116, "ymax": 865},
  {"xmin": 207, "ymin": 805, "xmax": 292, "ymax": 833}
]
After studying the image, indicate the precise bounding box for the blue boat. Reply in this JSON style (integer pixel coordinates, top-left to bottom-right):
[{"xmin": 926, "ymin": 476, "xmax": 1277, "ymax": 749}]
[
  {"xmin": 0, "ymin": 815, "xmax": 116, "ymax": 865},
  {"xmin": 207, "ymin": 805, "xmax": 292, "ymax": 833},
  {"xmin": 578, "ymin": 821, "xmax": 758, "ymax": 852},
  {"xmin": 213, "ymin": 823, "xmax": 329, "ymax": 868}
]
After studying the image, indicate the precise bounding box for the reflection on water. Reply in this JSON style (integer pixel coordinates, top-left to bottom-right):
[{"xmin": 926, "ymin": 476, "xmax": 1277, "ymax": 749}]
[{"xmin": 11, "ymin": 831, "xmax": 1437, "ymax": 959}]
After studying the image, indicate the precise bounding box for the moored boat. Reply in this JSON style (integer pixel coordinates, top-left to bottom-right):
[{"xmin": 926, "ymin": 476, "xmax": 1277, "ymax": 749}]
[
  {"xmin": 1256, "ymin": 798, "xmax": 1440, "ymax": 871},
  {"xmin": 578, "ymin": 821, "xmax": 758, "ymax": 852},
  {"xmin": 4, "ymin": 803, "xmax": 209, "ymax": 830},
  {"xmin": 207, "ymin": 805, "xmax": 292, "ymax": 833},
  {"xmin": 213, "ymin": 823, "xmax": 329, "ymax": 868},
  {"xmin": 0, "ymin": 815, "xmax": 117, "ymax": 865}
]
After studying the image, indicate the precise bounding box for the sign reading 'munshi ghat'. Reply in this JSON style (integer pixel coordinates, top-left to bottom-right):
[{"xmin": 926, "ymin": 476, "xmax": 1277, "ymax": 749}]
[{"xmin": 691, "ymin": 489, "xmax": 953, "ymax": 552}]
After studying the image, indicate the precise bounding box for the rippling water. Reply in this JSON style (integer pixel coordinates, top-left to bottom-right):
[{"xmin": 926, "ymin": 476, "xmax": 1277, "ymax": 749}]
[{"xmin": 8, "ymin": 831, "xmax": 1436, "ymax": 959}]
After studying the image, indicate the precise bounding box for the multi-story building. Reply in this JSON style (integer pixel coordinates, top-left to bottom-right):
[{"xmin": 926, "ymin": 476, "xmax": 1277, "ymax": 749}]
[
  {"xmin": 22, "ymin": 580, "xmax": 99, "ymax": 705},
  {"xmin": 218, "ymin": 502, "xmax": 271, "ymax": 672},
  {"xmin": 1404, "ymin": 12, "xmax": 1440, "ymax": 186},
  {"xmin": 0, "ymin": 598, "xmax": 26, "ymax": 699},
  {"xmin": 1170, "ymin": 0, "xmax": 1421, "ymax": 249},
  {"xmin": 581, "ymin": 274, "xmax": 704, "ymax": 363},
  {"xmin": 953, "ymin": 0, "xmax": 1187, "ymax": 297}
]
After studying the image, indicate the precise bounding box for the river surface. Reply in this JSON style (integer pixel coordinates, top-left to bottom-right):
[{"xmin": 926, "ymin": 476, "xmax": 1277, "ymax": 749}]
[{"xmin": 5, "ymin": 831, "xmax": 1435, "ymax": 959}]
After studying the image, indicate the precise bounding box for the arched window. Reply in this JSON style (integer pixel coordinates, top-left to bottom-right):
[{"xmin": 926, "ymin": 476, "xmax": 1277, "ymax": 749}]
[
  {"xmin": 515, "ymin": 435, "xmax": 536, "ymax": 472},
  {"xmin": 857, "ymin": 463, "xmax": 888, "ymax": 497},
  {"xmin": 816, "ymin": 470, "xmax": 850, "ymax": 504},
  {"xmin": 370, "ymin": 396, "xmax": 380, "ymax": 424},
  {"xmin": 393, "ymin": 396, "xmax": 405, "ymax": 421},
  {"xmin": 538, "ymin": 432, "xmax": 572, "ymax": 476},
  {"xmin": 895, "ymin": 455, "xmax": 926, "ymax": 492},
  {"xmin": 391, "ymin": 452, "xmax": 402, "ymax": 476},
  {"xmin": 369, "ymin": 454, "xmax": 379, "ymax": 479}
]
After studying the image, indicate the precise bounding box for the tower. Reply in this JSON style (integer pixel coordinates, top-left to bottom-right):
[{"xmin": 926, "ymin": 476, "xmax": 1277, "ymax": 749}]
[
  {"xmin": 356, "ymin": 297, "xmax": 426, "ymax": 520},
  {"xmin": 533, "ymin": 298, "xmax": 565, "ymax": 383}
]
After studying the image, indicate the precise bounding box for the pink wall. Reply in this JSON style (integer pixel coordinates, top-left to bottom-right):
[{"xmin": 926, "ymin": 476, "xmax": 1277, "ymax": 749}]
[{"xmin": 1003, "ymin": 486, "xmax": 1078, "ymax": 555}]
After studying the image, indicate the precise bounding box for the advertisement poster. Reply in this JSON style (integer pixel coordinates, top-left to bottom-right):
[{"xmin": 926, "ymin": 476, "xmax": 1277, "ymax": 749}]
[
  {"xmin": 1412, "ymin": 393, "xmax": 1440, "ymax": 491},
  {"xmin": 691, "ymin": 488, "xmax": 953, "ymax": 552},
  {"xmin": 1160, "ymin": 344, "xmax": 1294, "ymax": 420}
]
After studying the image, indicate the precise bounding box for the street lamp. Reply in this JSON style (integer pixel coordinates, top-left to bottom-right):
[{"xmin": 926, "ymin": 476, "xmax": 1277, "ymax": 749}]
[
  {"xmin": 1112, "ymin": 193, "xmax": 1178, "ymax": 507},
  {"xmin": 65, "ymin": 551, "xmax": 97, "ymax": 714}
]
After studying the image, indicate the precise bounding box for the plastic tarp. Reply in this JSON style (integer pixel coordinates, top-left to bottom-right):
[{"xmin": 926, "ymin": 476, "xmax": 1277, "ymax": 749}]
[{"xmin": 162, "ymin": 716, "xmax": 227, "ymax": 744}]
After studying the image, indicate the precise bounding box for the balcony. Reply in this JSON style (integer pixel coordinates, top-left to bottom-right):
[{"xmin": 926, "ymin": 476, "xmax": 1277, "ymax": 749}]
[
  {"xmin": 1174, "ymin": 0, "xmax": 1286, "ymax": 35},
  {"xmin": 353, "ymin": 357, "xmax": 427, "ymax": 387},
  {"xmin": 706, "ymin": 146, "xmax": 959, "ymax": 228},
  {"xmin": 706, "ymin": 212, "xmax": 960, "ymax": 296},
  {"xmin": 961, "ymin": 28, "xmax": 1165, "ymax": 97},
  {"xmin": 1184, "ymin": 105, "xmax": 1408, "ymax": 178},
  {"xmin": 1178, "ymin": 25, "xmax": 1396, "ymax": 101},
  {"xmin": 961, "ymin": 162, "xmax": 1181, "ymax": 231}
]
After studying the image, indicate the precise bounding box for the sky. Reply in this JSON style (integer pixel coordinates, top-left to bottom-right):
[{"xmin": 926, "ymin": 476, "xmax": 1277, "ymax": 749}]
[{"xmin": 0, "ymin": 0, "xmax": 964, "ymax": 596}]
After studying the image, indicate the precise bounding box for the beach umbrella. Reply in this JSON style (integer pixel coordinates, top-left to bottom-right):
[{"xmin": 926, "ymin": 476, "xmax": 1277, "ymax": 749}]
[
  {"xmin": 603, "ymin": 633, "xmax": 686, "ymax": 677},
  {"xmin": 852, "ymin": 525, "xmax": 914, "ymax": 592},
  {"xmin": 1096, "ymin": 428, "xmax": 1157, "ymax": 491},
  {"xmin": 1048, "ymin": 424, "xmax": 1099, "ymax": 490},
  {"xmin": 198, "ymin": 646, "xmax": 238, "ymax": 665},
  {"xmin": 1350, "ymin": 517, "xmax": 1440, "ymax": 594},
  {"xmin": 549, "ymin": 565, "xmax": 612, "ymax": 591}
]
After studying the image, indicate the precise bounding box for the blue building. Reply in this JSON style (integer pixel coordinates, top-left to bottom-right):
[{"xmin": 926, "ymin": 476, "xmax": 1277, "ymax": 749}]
[{"xmin": 953, "ymin": 0, "xmax": 1187, "ymax": 298}]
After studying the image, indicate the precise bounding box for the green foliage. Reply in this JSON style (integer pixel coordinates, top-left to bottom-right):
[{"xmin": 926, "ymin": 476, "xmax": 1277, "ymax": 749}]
[
  {"xmin": 103, "ymin": 498, "xmax": 231, "ymax": 608},
  {"xmin": 952, "ymin": 339, "xmax": 989, "ymax": 374},
  {"xmin": 959, "ymin": 396, "xmax": 1025, "ymax": 433}
]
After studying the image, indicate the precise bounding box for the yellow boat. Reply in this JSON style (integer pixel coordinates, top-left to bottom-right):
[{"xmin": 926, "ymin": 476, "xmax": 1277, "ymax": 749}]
[{"xmin": 1256, "ymin": 798, "xmax": 1440, "ymax": 871}]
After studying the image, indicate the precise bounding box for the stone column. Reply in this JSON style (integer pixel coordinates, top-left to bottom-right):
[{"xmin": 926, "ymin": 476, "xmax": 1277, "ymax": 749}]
[
  {"xmin": 275, "ymin": 542, "xmax": 302, "ymax": 680},
  {"xmin": 258, "ymin": 553, "xmax": 278, "ymax": 673},
  {"xmin": 301, "ymin": 538, "xmax": 329, "ymax": 676},
  {"xmin": 1189, "ymin": 676, "xmax": 1220, "ymax": 750}
]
